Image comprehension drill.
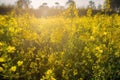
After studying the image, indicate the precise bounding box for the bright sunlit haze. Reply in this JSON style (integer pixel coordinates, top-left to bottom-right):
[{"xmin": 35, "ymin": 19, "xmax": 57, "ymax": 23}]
[
  {"xmin": 0, "ymin": 0, "xmax": 105, "ymax": 8},
  {"xmin": 0, "ymin": 0, "xmax": 120, "ymax": 80}
]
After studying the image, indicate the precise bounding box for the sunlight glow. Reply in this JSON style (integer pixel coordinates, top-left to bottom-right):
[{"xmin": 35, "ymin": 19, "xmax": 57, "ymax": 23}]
[{"xmin": 0, "ymin": 0, "xmax": 105, "ymax": 8}]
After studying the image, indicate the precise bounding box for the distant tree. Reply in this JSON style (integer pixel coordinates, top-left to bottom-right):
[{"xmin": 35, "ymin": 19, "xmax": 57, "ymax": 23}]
[
  {"xmin": 42, "ymin": 2, "xmax": 47, "ymax": 7},
  {"xmin": 0, "ymin": 4, "xmax": 14, "ymax": 15},
  {"xmin": 39, "ymin": 3, "xmax": 47, "ymax": 8},
  {"xmin": 16, "ymin": 0, "xmax": 23, "ymax": 9},
  {"xmin": 104, "ymin": 0, "xmax": 120, "ymax": 12},
  {"xmin": 109, "ymin": 0, "xmax": 120, "ymax": 12},
  {"xmin": 38, "ymin": 2, "xmax": 49, "ymax": 17},
  {"xmin": 59, "ymin": 6, "xmax": 64, "ymax": 10},
  {"xmin": 40, "ymin": 2, "xmax": 49, "ymax": 9},
  {"xmin": 16, "ymin": 0, "xmax": 31, "ymax": 9},
  {"xmin": 55, "ymin": 2, "xmax": 59, "ymax": 8},
  {"xmin": 98, "ymin": 4, "xmax": 102, "ymax": 10},
  {"xmin": 16, "ymin": 0, "xmax": 31, "ymax": 14},
  {"xmin": 88, "ymin": 0, "xmax": 96, "ymax": 9},
  {"xmin": 78, "ymin": 7, "xmax": 87, "ymax": 16},
  {"xmin": 66, "ymin": 0, "xmax": 74, "ymax": 5}
]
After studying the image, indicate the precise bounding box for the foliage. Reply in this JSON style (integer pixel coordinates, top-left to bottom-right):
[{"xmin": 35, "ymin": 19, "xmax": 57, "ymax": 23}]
[
  {"xmin": 63, "ymin": 0, "xmax": 78, "ymax": 18},
  {"xmin": 16, "ymin": 0, "xmax": 31, "ymax": 9},
  {"xmin": 0, "ymin": 13, "xmax": 120, "ymax": 80},
  {"xmin": 104, "ymin": 0, "xmax": 120, "ymax": 12},
  {"xmin": 104, "ymin": 0, "xmax": 111, "ymax": 12},
  {"xmin": 109, "ymin": 0, "xmax": 120, "ymax": 11},
  {"xmin": 0, "ymin": 4, "xmax": 14, "ymax": 15},
  {"xmin": 88, "ymin": 1, "xmax": 96, "ymax": 9}
]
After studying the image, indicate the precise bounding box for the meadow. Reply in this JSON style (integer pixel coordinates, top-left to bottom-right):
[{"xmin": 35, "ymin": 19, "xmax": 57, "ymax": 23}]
[{"xmin": 0, "ymin": 13, "xmax": 120, "ymax": 80}]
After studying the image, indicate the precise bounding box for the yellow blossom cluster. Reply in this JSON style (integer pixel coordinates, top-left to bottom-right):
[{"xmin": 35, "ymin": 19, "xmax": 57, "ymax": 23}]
[{"xmin": 0, "ymin": 13, "xmax": 120, "ymax": 80}]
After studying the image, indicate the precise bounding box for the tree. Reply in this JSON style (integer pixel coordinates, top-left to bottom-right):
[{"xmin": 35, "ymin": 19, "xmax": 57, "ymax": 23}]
[
  {"xmin": 16, "ymin": 0, "xmax": 31, "ymax": 14},
  {"xmin": 104, "ymin": 0, "xmax": 120, "ymax": 12},
  {"xmin": 97, "ymin": 4, "xmax": 102, "ymax": 10},
  {"xmin": 88, "ymin": 0, "xmax": 96, "ymax": 9},
  {"xmin": 55, "ymin": 2, "xmax": 59, "ymax": 8},
  {"xmin": 0, "ymin": 4, "xmax": 14, "ymax": 15},
  {"xmin": 16, "ymin": 0, "xmax": 31, "ymax": 9},
  {"xmin": 109, "ymin": 0, "xmax": 120, "ymax": 12},
  {"xmin": 66, "ymin": 0, "xmax": 74, "ymax": 5},
  {"xmin": 39, "ymin": 2, "xmax": 48, "ymax": 8},
  {"xmin": 42, "ymin": 2, "xmax": 48, "ymax": 7}
]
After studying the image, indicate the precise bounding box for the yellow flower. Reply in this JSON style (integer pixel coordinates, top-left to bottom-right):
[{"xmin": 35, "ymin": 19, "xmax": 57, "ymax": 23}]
[
  {"xmin": 7, "ymin": 46, "xmax": 16, "ymax": 53},
  {"xmin": 51, "ymin": 77, "xmax": 56, "ymax": 80},
  {"xmin": 10, "ymin": 66, "xmax": 16, "ymax": 72},
  {"xmin": 115, "ymin": 52, "xmax": 120, "ymax": 57},
  {"xmin": 103, "ymin": 32, "xmax": 107, "ymax": 35},
  {"xmin": 90, "ymin": 36, "xmax": 95, "ymax": 41},
  {"xmin": 8, "ymin": 27, "xmax": 14, "ymax": 32},
  {"xmin": 0, "ymin": 42, "xmax": 3, "ymax": 46},
  {"xmin": 46, "ymin": 69, "xmax": 53, "ymax": 75},
  {"xmin": 99, "ymin": 50, "xmax": 103, "ymax": 53},
  {"xmin": 73, "ymin": 69, "xmax": 78, "ymax": 76},
  {"xmin": 2, "ymin": 64, "xmax": 8, "ymax": 68},
  {"xmin": 48, "ymin": 54, "xmax": 55, "ymax": 63},
  {"xmin": 17, "ymin": 61, "xmax": 23, "ymax": 66},
  {"xmin": 0, "ymin": 67, "xmax": 4, "ymax": 72},
  {"xmin": 87, "ymin": 8, "xmax": 92, "ymax": 17},
  {"xmin": 84, "ymin": 47, "xmax": 89, "ymax": 52},
  {"xmin": 95, "ymin": 46, "xmax": 100, "ymax": 51},
  {"xmin": 79, "ymin": 78, "xmax": 83, "ymax": 80},
  {"xmin": 0, "ymin": 58, "xmax": 5, "ymax": 62},
  {"xmin": 30, "ymin": 62, "xmax": 37, "ymax": 68},
  {"xmin": 95, "ymin": 46, "xmax": 103, "ymax": 53}
]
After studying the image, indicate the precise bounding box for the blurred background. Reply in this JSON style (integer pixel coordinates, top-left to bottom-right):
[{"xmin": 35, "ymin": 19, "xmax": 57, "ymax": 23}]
[{"xmin": 0, "ymin": 0, "xmax": 119, "ymax": 17}]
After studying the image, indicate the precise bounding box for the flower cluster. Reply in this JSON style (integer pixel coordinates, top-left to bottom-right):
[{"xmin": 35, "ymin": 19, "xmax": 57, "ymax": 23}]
[{"xmin": 0, "ymin": 13, "xmax": 120, "ymax": 80}]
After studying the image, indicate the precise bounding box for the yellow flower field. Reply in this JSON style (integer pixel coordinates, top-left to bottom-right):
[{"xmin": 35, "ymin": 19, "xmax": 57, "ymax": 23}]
[{"xmin": 0, "ymin": 13, "xmax": 120, "ymax": 80}]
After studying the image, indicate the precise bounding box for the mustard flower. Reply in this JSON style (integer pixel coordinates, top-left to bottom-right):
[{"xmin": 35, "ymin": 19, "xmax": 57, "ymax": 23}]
[
  {"xmin": 0, "ymin": 67, "xmax": 3, "ymax": 72},
  {"xmin": 7, "ymin": 46, "xmax": 16, "ymax": 53},
  {"xmin": 10, "ymin": 66, "xmax": 16, "ymax": 72},
  {"xmin": 0, "ymin": 58, "xmax": 5, "ymax": 62},
  {"xmin": 17, "ymin": 61, "xmax": 23, "ymax": 66}
]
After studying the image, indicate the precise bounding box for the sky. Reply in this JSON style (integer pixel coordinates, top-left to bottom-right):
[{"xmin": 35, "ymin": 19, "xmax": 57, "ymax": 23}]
[{"xmin": 0, "ymin": 0, "xmax": 105, "ymax": 8}]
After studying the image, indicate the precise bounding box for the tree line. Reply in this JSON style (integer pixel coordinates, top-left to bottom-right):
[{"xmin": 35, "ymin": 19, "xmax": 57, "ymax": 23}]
[{"xmin": 0, "ymin": 0, "xmax": 120, "ymax": 17}]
